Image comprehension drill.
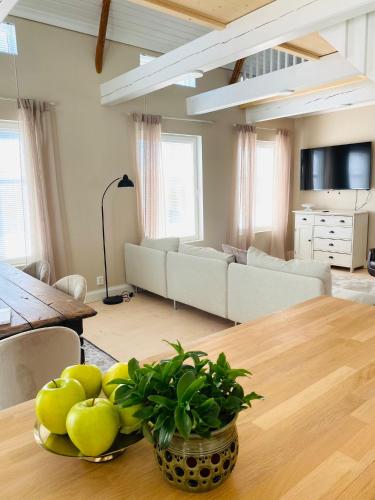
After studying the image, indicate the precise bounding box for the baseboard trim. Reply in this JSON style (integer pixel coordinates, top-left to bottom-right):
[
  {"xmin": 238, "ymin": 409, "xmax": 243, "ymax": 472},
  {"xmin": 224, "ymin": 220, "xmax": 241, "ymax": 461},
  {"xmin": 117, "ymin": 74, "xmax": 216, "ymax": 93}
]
[{"xmin": 85, "ymin": 283, "xmax": 134, "ymax": 304}]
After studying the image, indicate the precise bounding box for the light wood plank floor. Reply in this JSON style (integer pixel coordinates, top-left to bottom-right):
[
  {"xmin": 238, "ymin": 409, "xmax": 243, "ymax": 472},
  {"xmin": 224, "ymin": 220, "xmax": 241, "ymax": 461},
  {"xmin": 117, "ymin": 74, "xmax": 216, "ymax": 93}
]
[{"xmin": 84, "ymin": 291, "xmax": 232, "ymax": 361}]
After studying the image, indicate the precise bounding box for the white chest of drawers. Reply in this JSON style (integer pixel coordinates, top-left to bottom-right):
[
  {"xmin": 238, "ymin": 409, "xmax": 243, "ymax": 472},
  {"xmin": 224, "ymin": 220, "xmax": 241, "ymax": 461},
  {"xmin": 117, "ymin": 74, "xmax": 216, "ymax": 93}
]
[{"xmin": 294, "ymin": 210, "xmax": 369, "ymax": 271}]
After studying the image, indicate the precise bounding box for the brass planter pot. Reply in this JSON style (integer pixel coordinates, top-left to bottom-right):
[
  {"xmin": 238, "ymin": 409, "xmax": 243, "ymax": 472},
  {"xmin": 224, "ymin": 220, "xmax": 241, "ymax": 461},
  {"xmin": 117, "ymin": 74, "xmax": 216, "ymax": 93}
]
[{"xmin": 154, "ymin": 418, "xmax": 238, "ymax": 493}]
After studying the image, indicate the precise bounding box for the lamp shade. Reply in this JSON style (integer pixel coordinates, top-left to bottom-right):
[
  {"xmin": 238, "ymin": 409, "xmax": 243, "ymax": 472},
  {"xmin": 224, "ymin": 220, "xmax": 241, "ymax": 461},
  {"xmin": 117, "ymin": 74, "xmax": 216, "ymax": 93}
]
[{"xmin": 118, "ymin": 175, "xmax": 134, "ymax": 188}]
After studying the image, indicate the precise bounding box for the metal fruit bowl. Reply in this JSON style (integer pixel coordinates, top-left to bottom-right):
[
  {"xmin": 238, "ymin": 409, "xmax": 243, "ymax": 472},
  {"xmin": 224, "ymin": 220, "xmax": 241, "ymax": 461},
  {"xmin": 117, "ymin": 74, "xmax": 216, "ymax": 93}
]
[{"xmin": 34, "ymin": 421, "xmax": 143, "ymax": 462}]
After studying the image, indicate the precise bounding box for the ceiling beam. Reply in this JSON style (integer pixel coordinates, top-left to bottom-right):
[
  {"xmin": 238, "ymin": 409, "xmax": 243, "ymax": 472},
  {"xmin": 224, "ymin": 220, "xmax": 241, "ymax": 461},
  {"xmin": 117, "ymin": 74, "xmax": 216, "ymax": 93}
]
[
  {"xmin": 126, "ymin": 0, "xmax": 226, "ymax": 30},
  {"xmin": 229, "ymin": 59, "xmax": 245, "ymax": 85},
  {"xmin": 101, "ymin": 0, "xmax": 375, "ymax": 105},
  {"xmin": 245, "ymin": 80, "xmax": 375, "ymax": 122},
  {"xmin": 95, "ymin": 0, "xmax": 111, "ymax": 74},
  {"xmin": 186, "ymin": 53, "xmax": 361, "ymax": 115},
  {"xmin": 0, "ymin": 0, "xmax": 19, "ymax": 22}
]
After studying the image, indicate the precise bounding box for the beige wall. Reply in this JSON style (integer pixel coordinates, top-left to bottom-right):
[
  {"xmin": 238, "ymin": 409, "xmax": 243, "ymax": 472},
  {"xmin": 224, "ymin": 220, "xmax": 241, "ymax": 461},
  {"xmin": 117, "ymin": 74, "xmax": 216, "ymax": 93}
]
[
  {"xmin": 0, "ymin": 17, "xmax": 244, "ymax": 292},
  {"xmin": 292, "ymin": 107, "xmax": 375, "ymax": 251}
]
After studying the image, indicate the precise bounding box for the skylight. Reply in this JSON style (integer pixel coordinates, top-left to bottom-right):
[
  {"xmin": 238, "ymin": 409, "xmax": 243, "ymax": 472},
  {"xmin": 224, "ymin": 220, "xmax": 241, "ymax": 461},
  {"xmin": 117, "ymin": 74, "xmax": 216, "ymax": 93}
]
[{"xmin": 0, "ymin": 23, "xmax": 18, "ymax": 56}]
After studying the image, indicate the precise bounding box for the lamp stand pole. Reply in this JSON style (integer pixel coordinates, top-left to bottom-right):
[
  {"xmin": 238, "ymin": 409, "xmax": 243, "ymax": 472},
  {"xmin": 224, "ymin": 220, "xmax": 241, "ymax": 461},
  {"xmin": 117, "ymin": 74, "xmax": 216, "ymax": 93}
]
[{"xmin": 101, "ymin": 177, "xmax": 123, "ymax": 305}]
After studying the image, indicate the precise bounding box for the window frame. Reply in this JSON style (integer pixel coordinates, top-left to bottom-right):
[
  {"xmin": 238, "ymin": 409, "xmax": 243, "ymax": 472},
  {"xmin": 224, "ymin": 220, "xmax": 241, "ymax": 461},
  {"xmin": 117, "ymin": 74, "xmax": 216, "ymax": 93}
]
[
  {"xmin": 161, "ymin": 132, "xmax": 203, "ymax": 243},
  {"xmin": 0, "ymin": 22, "xmax": 18, "ymax": 56},
  {"xmin": 254, "ymin": 139, "xmax": 276, "ymax": 233},
  {"xmin": 0, "ymin": 119, "xmax": 27, "ymax": 266}
]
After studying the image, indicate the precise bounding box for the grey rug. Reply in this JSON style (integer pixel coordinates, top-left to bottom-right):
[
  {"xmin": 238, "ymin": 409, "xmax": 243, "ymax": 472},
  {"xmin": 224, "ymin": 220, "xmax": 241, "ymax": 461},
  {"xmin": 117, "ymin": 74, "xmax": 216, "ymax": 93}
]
[
  {"xmin": 82, "ymin": 338, "xmax": 118, "ymax": 371},
  {"xmin": 332, "ymin": 274, "xmax": 375, "ymax": 296}
]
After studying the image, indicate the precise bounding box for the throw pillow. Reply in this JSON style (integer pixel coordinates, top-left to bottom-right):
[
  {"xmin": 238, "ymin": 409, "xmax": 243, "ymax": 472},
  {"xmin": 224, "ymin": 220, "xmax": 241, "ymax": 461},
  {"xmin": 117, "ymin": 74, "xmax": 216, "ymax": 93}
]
[
  {"xmin": 141, "ymin": 237, "xmax": 180, "ymax": 252},
  {"xmin": 179, "ymin": 243, "xmax": 235, "ymax": 264},
  {"xmin": 222, "ymin": 244, "xmax": 247, "ymax": 264}
]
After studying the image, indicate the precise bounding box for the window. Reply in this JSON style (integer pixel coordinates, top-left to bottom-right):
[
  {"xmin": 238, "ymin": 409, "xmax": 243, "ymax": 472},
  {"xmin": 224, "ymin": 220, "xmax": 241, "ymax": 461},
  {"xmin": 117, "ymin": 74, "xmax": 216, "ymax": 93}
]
[
  {"xmin": 254, "ymin": 140, "xmax": 275, "ymax": 230},
  {"xmin": 0, "ymin": 23, "xmax": 18, "ymax": 55},
  {"xmin": 140, "ymin": 54, "xmax": 196, "ymax": 88},
  {"xmin": 161, "ymin": 134, "xmax": 203, "ymax": 241},
  {"xmin": 0, "ymin": 121, "xmax": 29, "ymax": 264}
]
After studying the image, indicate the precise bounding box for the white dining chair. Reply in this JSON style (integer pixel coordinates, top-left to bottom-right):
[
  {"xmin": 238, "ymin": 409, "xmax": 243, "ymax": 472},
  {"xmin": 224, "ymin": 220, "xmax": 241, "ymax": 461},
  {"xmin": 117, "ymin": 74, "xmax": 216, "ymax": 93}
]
[
  {"xmin": 53, "ymin": 275, "xmax": 87, "ymax": 302},
  {"xmin": 23, "ymin": 260, "xmax": 51, "ymax": 284},
  {"xmin": 0, "ymin": 327, "xmax": 81, "ymax": 410}
]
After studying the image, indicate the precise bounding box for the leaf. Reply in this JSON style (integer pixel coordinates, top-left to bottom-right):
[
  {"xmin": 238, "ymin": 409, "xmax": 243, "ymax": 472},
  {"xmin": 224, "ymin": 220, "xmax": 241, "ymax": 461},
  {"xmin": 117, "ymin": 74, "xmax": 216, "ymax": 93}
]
[
  {"xmin": 180, "ymin": 376, "xmax": 206, "ymax": 403},
  {"xmin": 177, "ymin": 370, "xmax": 196, "ymax": 401},
  {"xmin": 142, "ymin": 423, "xmax": 154, "ymax": 444},
  {"xmin": 201, "ymin": 416, "xmax": 221, "ymax": 428},
  {"xmin": 244, "ymin": 392, "xmax": 264, "ymax": 406},
  {"xmin": 133, "ymin": 405, "xmax": 154, "ymax": 420},
  {"xmin": 198, "ymin": 398, "xmax": 220, "ymax": 417},
  {"xmin": 217, "ymin": 352, "xmax": 229, "ymax": 369},
  {"xmin": 106, "ymin": 378, "xmax": 129, "ymax": 386},
  {"xmin": 154, "ymin": 412, "xmax": 169, "ymax": 431},
  {"xmin": 174, "ymin": 407, "xmax": 192, "ymax": 440},
  {"xmin": 222, "ymin": 396, "xmax": 243, "ymax": 412},
  {"xmin": 227, "ymin": 368, "xmax": 251, "ymax": 379},
  {"xmin": 128, "ymin": 358, "xmax": 140, "ymax": 380},
  {"xmin": 164, "ymin": 339, "xmax": 184, "ymax": 355},
  {"xmin": 118, "ymin": 395, "xmax": 142, "ymax": 407},
  {"xmin": 159, "ymin": 416, "xmax": 176, "ymax": 449},
  {"xmin": 148, "ymin": 395, "xmax": 176, "ymax": 410}
]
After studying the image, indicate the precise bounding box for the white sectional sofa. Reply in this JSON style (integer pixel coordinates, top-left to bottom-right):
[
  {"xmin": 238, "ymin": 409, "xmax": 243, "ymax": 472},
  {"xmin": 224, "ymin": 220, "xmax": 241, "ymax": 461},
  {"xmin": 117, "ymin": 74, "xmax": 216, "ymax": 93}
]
[{"xmin": 124, "ymin": 240, "xmax": 362, "ymax": 323}]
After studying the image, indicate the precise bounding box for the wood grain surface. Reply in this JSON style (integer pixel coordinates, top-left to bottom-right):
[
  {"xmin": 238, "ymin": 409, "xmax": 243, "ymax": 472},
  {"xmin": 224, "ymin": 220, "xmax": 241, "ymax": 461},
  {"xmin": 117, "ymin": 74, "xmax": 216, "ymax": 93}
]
[
  {"xmin": 0, "ymin": 263, "xmax": 96, "ymax": 338},
  {"xmin": 1, "ymin": 296, "xmax": 375, "ymax": 499}
]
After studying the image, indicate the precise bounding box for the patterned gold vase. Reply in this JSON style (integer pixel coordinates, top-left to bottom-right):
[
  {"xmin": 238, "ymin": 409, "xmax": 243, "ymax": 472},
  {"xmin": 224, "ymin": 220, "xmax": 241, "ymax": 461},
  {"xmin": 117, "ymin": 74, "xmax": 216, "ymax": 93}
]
[{"xmin": 154, "ymin": 418, "xmax": 238, "ymax": 493}]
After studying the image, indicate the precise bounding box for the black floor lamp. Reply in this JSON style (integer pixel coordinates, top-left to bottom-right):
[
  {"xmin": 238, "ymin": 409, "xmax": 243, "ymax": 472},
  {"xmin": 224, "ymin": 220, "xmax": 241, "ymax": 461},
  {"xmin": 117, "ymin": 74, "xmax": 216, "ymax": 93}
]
[{"xmin": 101, "ymin": 174, "xmax": 134, "ymax": 305}]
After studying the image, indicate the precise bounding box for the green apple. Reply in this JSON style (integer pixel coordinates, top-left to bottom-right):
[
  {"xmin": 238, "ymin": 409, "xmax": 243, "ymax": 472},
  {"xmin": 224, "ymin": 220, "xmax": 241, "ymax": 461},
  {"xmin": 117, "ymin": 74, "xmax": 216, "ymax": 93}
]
[
  {"xmin": 45, "ymin": 434, "xmax": 80, "ymax": 456},
  {"xmin": 61, "ymin": 364, "xmax": 102, "ymax": 398},
  {"xmin": 102, "ymin": 362, "xmax": 129, "ymax": 397},
  {"xmin": 66, "ymin": 398, "xmax": 119, "ymax": 456},
  {"xmin": 35, "ymin": 378, "xmax": 85, "ymax": 435},
  {"xmin": 110, "ymin": 385, "xmax": 142, "ymax": 434}
]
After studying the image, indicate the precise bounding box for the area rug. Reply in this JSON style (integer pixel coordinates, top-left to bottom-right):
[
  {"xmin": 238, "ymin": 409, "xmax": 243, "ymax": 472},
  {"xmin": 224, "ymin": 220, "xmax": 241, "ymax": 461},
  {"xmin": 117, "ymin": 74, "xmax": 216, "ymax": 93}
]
[
  {"xmin": 332, "ymin": 274, "xmax": 375, "ymax": 296},
  {"xmin": 82, "ymin": 338, "xmax": 118, "ymax": 371}
]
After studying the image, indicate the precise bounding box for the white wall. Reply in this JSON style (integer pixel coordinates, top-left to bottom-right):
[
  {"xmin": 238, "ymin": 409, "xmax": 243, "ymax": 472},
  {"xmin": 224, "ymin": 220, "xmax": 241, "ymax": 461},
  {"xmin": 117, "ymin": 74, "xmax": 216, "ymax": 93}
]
[{"xmin": 0, "ymin": 17, "xmax": 244, "ymax": 292}]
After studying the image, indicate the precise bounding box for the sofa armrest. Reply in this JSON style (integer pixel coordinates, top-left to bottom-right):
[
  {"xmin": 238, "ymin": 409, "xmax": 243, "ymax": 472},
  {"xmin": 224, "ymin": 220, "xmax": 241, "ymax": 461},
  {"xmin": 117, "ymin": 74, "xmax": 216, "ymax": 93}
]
[
  {"xmin": 124, "ymin": 243, "xmax": 167, "ymax": 297},
  {"xmin": 167, "ymin": 252, "xmax": 228, "ymax": 318},
  {"xmin": 228, "ymin": 263, "xmax": 325, "ymax": 323}
]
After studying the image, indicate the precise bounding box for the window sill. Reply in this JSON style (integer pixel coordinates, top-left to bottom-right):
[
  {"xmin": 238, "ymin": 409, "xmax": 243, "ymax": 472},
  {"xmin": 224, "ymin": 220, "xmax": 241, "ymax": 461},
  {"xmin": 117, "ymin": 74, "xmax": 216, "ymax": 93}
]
[{"xmin": 254, "ymin": 228, "xmax": 272, "ymax": 234}]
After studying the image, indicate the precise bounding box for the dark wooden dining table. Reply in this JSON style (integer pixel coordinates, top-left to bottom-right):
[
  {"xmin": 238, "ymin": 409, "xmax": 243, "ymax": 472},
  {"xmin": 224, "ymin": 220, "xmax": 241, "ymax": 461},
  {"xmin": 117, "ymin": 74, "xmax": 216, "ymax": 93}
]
[{"xmin": 0, "ymin": 262, "xmax": 97, "ymax": 360}]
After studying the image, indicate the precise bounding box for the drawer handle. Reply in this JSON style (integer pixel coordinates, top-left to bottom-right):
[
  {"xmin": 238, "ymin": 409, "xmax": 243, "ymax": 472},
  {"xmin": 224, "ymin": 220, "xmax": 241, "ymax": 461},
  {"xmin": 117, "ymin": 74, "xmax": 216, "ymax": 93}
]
[
  {"xmin": 340, "ymin": 220, "xmax": 345, "ymax": 223},
  {"xmin": 308, "ymin": 239, "xmax": 312, "ymax": 242},
  {"xmin": 302, "ymin": 218, "xmax": 307, "ymax": 221},
  {"xmin": 328, "ymin": 256, "xmax": 334, "ymax": 260},
  {"xmin": 329, "ymin": 243, "xmax": 334, "ymax": 247},
  {"xmin": 329, "ymin": 230, "xmax": 335, "ymax": 234},
  {"xmin": 320, "ymin": 219, "xmax": 326, "ymax": 222}
]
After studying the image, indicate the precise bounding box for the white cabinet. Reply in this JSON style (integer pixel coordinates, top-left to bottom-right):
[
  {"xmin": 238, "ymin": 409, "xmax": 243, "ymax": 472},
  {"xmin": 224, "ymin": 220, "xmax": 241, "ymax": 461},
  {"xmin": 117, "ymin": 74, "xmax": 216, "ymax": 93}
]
[{"xmin": 294, "ymin": 210, "xmax": 368, "ymax": 272}]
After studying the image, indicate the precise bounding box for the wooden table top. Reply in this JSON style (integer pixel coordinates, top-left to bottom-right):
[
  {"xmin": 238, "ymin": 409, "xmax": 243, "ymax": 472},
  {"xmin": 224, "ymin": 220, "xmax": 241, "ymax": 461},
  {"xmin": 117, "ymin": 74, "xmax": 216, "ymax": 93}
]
[
  {"xmin": 1, "ymin": 296, "xmax": 375, "ymax": 499},
  {"xmin": 0, "ymin": 262, "xmax": 96, "ymax": 338}
]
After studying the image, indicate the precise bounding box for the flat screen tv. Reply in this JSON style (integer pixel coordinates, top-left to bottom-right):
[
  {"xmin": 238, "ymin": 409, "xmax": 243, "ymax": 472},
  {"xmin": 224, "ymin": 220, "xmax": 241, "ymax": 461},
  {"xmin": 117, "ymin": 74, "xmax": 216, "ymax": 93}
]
[{"xmin": 300, "ymin": 142, "xmax": 372, "ymax": 190}]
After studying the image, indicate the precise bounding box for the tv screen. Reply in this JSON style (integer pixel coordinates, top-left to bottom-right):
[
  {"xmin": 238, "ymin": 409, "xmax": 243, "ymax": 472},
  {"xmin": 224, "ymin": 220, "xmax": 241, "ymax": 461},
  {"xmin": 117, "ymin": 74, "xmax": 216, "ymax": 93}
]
[{"xmin": 300, "ymin": 142, "xmax": 372, "ymax": 190}]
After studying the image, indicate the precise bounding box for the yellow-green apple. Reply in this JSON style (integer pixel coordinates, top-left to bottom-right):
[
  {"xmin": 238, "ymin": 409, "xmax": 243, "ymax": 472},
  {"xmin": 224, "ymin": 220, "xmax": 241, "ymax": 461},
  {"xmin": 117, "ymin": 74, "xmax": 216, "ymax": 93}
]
[
  {"xmin": 102, "ymin": 362, "xmax": 129, "ymax": 397},
  {"xmin": 66, "ymin": 398, "xmax": 119, "ymax": 456},
  {"xmin": 35, "ymin": 378, "xmax": 85, "ymax": 434},
  {"xmin": 109, "ymin": 385, "xmax": 142, "ymax": 434},
  {"xmin": 45, "ymin": 434, "xmax": 80, "ymax": 456},
  {"xmin": 61, "ymin": 364, "xmax": 102, "ymax": 398}
]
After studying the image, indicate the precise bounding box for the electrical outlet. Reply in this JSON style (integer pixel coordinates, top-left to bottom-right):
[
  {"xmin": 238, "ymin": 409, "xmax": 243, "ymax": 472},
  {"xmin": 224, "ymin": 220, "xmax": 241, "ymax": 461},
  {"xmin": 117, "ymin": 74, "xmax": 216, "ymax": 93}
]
[{"xmin": 96, "ymin": 276, "xmax": 104, "ymax": 286}]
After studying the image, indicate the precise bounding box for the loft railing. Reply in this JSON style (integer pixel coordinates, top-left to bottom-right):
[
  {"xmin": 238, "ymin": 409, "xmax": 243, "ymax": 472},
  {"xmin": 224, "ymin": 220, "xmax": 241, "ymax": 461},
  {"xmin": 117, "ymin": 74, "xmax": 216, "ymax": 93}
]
[{"xmin": 240, "ymin": 48, "xmax": 306, "ymax": 81}]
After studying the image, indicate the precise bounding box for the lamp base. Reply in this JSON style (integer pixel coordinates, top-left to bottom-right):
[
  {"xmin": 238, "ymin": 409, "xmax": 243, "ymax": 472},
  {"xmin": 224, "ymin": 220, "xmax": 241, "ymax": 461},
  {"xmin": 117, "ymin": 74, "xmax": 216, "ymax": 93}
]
[{"xmin": 103, "ymin": 295, "xmax": 123, "ymax": 305}]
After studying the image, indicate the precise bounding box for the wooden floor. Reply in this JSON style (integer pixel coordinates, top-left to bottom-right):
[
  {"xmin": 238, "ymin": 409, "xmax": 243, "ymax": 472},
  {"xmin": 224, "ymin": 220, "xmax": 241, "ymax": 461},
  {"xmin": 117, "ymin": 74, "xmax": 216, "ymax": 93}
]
[
  {"xmin": 84, "ymin": 267, "xmax": 372, "ymax": 361},
  {"xmin": 84, "ymin": 292, "xmax": 232, "ymax": 361}
]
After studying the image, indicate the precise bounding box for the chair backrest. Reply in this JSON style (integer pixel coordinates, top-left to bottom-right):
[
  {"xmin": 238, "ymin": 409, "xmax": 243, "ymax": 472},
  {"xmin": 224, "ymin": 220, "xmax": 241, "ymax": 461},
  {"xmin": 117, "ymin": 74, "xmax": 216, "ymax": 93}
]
[
  {"xmin": 53, "ymin": 275, "xmax": 87, "ymax": 302},
  {"xmin": 23, "ymin": 260, "xmax": 51, "ymax": 284},
  {"xmin": 0, "ymin": 327, "xmax": 81, "ymax": 410}
]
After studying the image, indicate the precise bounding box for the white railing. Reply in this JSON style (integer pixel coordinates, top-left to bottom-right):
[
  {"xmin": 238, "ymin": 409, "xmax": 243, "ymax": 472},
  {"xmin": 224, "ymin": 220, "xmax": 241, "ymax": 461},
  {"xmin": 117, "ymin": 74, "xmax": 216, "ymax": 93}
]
[{"xmin": 241, "ymin": 48, "xmax": 306, "ymax": 80}]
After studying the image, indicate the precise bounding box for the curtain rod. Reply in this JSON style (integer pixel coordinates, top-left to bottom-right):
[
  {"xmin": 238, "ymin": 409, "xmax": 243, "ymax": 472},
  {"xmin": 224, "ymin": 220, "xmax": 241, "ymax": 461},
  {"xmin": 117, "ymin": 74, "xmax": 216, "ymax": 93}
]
[
  {"xmin": 128, "ymin": 112, "xmax": 214, "ymax": 124},
  {"xmin": 0, "ymin": 96, "xmax": 57, "ymax": 105},
  {"xmin": 233, "ymin": 124, "xmax": 277, "ymax": 131}
]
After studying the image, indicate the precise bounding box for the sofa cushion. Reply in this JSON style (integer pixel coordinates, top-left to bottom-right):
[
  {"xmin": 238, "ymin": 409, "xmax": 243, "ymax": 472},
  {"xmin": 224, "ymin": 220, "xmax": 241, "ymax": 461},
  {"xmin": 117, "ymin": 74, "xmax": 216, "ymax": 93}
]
[
  {"xmin": 222, "ymin": 244, "xmax": 247, "ymax": 265},
  {"xmin": 246, "ymin": 246, "xmax": 332, "ymax": 295},
  {"xmin": 179, "ymin": 243, "xmax": 235, "ymax": 264},
  {"xmin": 141, "ymin": 237, "xmax": 180, "ymax": 252}
]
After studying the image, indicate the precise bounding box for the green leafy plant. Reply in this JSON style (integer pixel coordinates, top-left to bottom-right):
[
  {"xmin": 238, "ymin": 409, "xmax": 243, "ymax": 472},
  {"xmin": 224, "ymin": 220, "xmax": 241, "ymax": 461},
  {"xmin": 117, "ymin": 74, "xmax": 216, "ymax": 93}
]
[{"xmin": 110, "ymin": 340, "xmax": 263, "ymax": 448}]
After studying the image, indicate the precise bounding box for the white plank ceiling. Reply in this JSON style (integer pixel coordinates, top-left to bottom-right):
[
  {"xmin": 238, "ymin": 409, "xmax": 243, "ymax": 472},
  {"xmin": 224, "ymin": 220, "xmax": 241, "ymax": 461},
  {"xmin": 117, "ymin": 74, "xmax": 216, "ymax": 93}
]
[{"xmin": 10, "ymin": 0, "xmax": 209, "ymax": 53}]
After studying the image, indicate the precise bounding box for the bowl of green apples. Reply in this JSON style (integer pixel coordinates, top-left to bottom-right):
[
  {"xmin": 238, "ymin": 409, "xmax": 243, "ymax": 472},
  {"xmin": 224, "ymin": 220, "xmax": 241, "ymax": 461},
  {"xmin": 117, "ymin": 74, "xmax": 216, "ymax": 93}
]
[{"xmin": 34, "ymin": 362, "xmax": 143, "ymax": 462}]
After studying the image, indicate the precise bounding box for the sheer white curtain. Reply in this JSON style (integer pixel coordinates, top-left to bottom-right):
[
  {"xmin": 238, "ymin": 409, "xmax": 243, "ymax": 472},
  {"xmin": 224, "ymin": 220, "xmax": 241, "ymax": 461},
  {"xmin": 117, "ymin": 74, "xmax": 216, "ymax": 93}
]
[
  {"xmin": 18, "ymin": 98, "xmax": 69, "ymax": 282},
  {"xmin": 228, "ymin": 125, "xmax": 257, "ymax": 249},
  {"xmin": 270, "ymin": 129, "xmax": 292, "ymax": 259},
  {"xmin": 132, "ymin": 113, "xmax": 165, "ymax": 239}
]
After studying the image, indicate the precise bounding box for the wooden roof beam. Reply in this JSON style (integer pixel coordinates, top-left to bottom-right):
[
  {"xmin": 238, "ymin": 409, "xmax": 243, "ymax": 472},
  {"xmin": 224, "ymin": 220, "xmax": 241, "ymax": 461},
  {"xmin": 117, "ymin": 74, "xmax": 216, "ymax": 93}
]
[
  {"xmin": 229, "ymin": 59, "xmax": 245, "ymax": 84},
  {"xmin": 95, "ymin": 0, "xmax": 111, "ymax": 74}
]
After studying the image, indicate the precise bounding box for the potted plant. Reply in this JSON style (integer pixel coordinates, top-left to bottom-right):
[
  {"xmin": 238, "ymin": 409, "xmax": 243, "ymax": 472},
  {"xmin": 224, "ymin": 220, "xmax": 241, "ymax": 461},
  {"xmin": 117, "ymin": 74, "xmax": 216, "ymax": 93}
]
[{"xmin": 111, "ymin": 341, "xmax": 263, "ymax": 493}]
